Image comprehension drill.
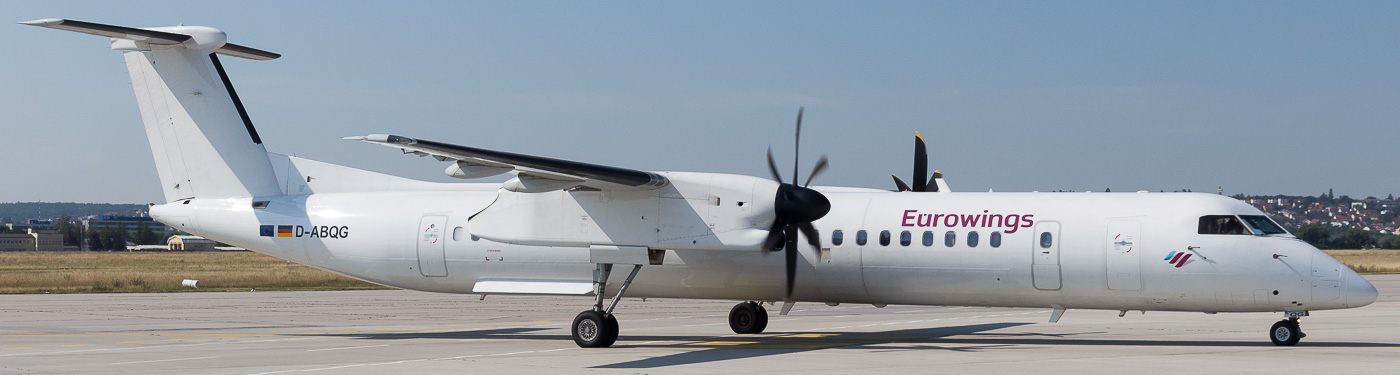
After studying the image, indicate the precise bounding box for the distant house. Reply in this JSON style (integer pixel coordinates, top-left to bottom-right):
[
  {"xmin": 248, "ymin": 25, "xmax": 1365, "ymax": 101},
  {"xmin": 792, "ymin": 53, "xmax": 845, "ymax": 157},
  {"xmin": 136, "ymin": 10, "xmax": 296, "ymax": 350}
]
[{"xmin": 167, "ymin": 235, "xmax": 216, "ymax": 251}]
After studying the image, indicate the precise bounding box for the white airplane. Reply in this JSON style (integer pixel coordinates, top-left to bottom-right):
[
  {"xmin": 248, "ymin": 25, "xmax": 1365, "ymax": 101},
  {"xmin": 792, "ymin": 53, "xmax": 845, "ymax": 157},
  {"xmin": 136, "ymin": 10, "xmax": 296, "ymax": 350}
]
[{"xmin": 23, "ymin": 19, "xmax": 1377, "ymax": 348}]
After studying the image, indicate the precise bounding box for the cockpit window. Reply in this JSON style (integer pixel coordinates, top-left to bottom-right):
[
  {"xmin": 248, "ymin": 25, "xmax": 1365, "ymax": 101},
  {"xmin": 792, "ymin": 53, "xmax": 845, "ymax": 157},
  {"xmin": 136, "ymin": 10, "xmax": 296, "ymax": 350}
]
[
  {"xmin": 1198, "ymin": 215, "xmax": 1248, "ymax": 235},
  {"xmin": 1239, "ymin": 215, "xmax": 1288, "ymax": 235}
]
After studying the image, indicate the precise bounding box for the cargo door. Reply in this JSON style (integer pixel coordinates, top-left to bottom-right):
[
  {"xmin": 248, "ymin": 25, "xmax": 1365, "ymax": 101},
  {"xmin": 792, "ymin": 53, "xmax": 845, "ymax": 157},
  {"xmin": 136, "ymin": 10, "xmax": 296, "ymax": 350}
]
[
  {"xmin": 417, "ymin": 215, "xmax": 449, "ymax": 277},
  {"xmin": 1105, "ymin": 220, "xmax": 1142, "ymax": 291}
]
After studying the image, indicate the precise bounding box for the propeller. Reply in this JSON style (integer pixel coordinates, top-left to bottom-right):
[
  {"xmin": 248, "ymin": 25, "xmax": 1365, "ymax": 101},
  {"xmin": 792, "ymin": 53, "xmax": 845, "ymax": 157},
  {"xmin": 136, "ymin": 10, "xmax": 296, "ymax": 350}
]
[
  {"xmin": 762, "ymin": 107, "xmax": 832, "ymax": 301},
  {"xmin": 891, "ymin": 132, "xmax": 940, "ymax": 192}
]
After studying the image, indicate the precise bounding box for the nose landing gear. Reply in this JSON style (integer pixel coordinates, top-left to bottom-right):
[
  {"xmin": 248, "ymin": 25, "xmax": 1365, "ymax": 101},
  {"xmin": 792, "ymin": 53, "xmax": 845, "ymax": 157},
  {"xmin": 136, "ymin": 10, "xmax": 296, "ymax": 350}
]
[{"xmin": 1270, "ymin": 311, "xmax": 1308, "ymax": 346}]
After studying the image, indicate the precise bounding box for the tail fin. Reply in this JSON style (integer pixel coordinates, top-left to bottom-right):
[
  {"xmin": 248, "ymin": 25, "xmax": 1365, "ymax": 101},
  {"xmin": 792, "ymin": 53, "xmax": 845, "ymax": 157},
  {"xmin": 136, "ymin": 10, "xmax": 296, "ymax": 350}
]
[{"xmin": 23, "ymin": 19, "xmax": 283, "ymax": 202}]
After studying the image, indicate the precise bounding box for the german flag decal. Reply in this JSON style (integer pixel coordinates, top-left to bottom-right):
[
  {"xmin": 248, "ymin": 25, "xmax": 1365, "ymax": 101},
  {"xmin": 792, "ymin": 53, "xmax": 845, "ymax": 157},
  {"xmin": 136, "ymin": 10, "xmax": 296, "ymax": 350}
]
[{"xmin": 277, "ymin": 225, "xmax": 294, "ymax": 237}]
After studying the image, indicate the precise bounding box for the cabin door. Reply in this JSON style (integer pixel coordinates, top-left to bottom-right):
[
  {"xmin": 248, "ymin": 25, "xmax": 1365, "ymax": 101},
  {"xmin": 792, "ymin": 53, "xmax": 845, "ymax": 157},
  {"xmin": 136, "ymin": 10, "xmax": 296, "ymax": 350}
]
[
  {"xmin": 417, "ymin": 215, "xmax": 449, "ymax": 277},
  {"xmin": 1032, "ymin": 221, "xmax": 1062, "ymax": 290}
]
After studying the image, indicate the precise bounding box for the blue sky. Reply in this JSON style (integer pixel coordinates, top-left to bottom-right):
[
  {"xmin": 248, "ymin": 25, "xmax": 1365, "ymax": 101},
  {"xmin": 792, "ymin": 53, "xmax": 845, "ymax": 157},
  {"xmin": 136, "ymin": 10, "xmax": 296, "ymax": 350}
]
[{"xmin": 3, "ymin": 1, "xmax": 1397, "ymax": 203}]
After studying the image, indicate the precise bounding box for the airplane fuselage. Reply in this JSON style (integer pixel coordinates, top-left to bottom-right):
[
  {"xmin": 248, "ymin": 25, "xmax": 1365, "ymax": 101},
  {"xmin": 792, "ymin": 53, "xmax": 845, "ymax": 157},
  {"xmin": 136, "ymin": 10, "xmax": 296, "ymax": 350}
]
[{"xmin": 151, "ymin": 172, "xmax": 1371, "ymax": 314}]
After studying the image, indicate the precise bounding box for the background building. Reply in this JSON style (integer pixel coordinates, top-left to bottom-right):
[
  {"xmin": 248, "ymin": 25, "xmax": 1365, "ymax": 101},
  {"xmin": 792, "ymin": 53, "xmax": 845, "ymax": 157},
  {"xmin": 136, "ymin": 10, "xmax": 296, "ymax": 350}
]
[
  {"xmin": 167, "ymin": 235, "xmax": 216, "ymax": 251},
  {"xmin": 0, "ymin": 229, "xmax": 63, "ymax": 251}
]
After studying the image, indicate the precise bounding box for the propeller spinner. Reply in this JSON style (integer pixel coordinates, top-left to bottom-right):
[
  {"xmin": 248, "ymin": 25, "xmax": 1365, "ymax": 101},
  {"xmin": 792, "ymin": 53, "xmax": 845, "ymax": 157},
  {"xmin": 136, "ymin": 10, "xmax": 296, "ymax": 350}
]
[{"xmin": 762, "ymin": 107, "xmax": 831, "ymax": 302}]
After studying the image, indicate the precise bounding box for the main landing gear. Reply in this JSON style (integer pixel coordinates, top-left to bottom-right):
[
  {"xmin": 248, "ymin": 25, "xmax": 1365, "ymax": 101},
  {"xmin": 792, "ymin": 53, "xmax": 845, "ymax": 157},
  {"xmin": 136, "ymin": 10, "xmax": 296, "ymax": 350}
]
[
  {"xmin": 572, "ymin": 263, "xmax": 642, "ymax": 348},
  {"xmin": 1270, "ymin": 311, "xmax": 1308, "ymax": 346},
  {"xmin": 728, "ymin": 301, "xmax": 769, "ymax": 334}
]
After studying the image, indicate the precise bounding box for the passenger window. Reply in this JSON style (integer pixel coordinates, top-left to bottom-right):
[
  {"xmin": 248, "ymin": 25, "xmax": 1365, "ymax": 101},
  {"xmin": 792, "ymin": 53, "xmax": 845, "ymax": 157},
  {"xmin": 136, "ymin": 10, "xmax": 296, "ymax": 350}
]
[
  {"xmin": 452, "ymin": 226, "xmax": 464, "ymax": 241},
  {"xmin": 1040, "ymin": 232, "xmax": 1053, "ymax": 248},
  {"xmin": 900, "ymin": 231, "xmax": 912, "ymax": 246},
  {"xmin": 1198, "ymin": 215, "xmax": 1249, "ymax": 235},
  {"xmin": 967, "ymin": 231, "xmax": 979, "ymax": 248},
  {"xmin": 879, "ymin": 230, "xmax": 891, "ymax": 246},
  {"xmin": 944, "ymin": 231, "xmax": 956, "ymax": 247},
  {"xmin": 856, "ymin": 230, "xmax": 868, "ymax": 246},
  {"xmin": 990, "ymin": 231, "xmax": 1002, "ymax": 248},
  {"xmin": 922, "ymin": 231, "xmax": 934, "ymax": 246},
  {"xmin": 832, "ymin": 230, "xmax": 844, "ymax": 246}
]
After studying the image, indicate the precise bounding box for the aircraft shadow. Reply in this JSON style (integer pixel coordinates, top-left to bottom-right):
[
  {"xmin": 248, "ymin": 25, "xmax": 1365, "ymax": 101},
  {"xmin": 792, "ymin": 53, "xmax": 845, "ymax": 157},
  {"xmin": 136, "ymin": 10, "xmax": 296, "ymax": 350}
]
[{"xmin": 312, "ymin": 323, "xmax": 1397, "ymax": 369}]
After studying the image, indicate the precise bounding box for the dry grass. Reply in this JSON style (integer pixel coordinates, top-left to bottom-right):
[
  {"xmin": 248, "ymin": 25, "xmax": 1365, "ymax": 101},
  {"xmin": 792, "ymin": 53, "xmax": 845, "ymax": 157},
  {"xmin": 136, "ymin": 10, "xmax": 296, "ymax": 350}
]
[
  {"xmin": 0, "ymin": 251, "xmax": 391, "ymax": 294},
  {"xmin": 1325, "ymin": 249, "xmax": 1400, "ymax": 274}
]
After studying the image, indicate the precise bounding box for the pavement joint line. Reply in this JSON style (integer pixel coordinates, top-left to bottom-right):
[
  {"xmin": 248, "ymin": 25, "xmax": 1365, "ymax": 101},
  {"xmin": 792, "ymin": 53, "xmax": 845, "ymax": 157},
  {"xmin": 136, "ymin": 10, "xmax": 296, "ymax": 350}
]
[
  {"xmin": 306, "ymin": 344, "xmax": 389, "ymax": 352},
  {"xmin": 246, "ymin": 347, "xmax": 580, "ymax": 374},
  {"xmin": 112, "ymin": 356, "xmax": 217, "ymax": 365},
  {"xmin": 0, "ymin": 337, "xmax": 313, "ymax": 358}
]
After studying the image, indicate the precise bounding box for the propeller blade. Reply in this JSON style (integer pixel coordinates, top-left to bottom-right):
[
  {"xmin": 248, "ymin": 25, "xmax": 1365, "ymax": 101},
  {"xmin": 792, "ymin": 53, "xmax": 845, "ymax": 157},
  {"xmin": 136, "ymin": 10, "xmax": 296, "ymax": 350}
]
[
  {"xmin": 798, "ymin": 222, "xmax": 821, "ymax": 251},
  {"xmin": 784, "ymin": 225, "xmax": 798, "ymax": 300},
  {"xmin": 892, "ymin": 176, "xmax": 911, "ymax": 192},
  {"xmin": 766, "ymin": 147, "xmax": 784, "ymax": 183},
  {"xmin": 792, "ymin": 107, "xmax": 803, "ymax": 185},
  {"xmin": 929, "ymin": 170, "xmax": 943, "ymax": 193},
  {"xmin": 913, "ymin": 132, "xmax": 929, "ymax": 192},
  {"xmin": 804, "ymin": 155, "xmax": 828, "ymax": 188},
  {"xmin": 762, "ymin": 219, "xmax": 786, "ymax": 251}
]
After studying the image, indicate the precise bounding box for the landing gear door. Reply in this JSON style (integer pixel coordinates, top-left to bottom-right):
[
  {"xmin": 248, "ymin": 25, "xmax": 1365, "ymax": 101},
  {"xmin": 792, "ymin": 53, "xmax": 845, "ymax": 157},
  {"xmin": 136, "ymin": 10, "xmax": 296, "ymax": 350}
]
[
  {"xmin": 417, "ymin": 215, "xmax": 449, "ymax": 277},
  {"xmin": 1032, "ymin": 221, "xmax": 1062, "ymax": 290}
]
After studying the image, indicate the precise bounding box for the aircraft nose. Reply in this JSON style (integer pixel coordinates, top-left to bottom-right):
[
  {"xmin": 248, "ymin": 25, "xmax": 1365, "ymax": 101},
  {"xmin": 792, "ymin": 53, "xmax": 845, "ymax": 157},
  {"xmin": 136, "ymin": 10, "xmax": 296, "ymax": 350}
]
[{"xmin": 1344, "ymin": 270, "xmax": 1379, "ymax": 307}]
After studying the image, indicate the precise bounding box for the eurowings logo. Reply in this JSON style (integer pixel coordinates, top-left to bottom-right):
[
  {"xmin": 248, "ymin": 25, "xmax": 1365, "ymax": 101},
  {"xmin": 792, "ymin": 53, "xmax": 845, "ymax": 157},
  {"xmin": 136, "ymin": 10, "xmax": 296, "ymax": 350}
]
[{"xmin": 1163, "ymin": 251, "xmax": 1195, "ymax": 268}]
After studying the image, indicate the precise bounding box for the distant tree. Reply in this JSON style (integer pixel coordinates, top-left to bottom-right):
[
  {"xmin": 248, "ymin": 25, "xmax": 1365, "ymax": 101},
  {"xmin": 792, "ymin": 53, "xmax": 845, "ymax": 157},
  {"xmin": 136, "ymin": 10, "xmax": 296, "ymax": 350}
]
[
  {"xmin": 1105, "ymin": 188, "xmax": 1111, "ymax": 192},
  {"xmin": 1329, "ymin": 188, "xmax": 1335, "ymax": 199},
  {"xmin": 1295, "ymin": 224, "xmax": 1331, "ymax": 248},
  {"xmin": 99, "ymin": 224, "xmax": 130, "ymax": 250},
  {"xmin": 134, "ymin": 221, "xmax": 158, "ymax": 245},
  {"xmin": 1330, "ymin": 228, "xmax": 1374, "ymax": 249},
  {"xmin": 1382, "ymin": 236, "xmax": 1400, "ymax": 250},
  {"xmin": 55, "ymin": 215, "xmax": 81, "ymax": 247},
  {"xmin": 87, "ymin": 230, "xmax": 101, "ymax": 251},
  {"xmin": 1388, "ymin": 193, "xmax": 1395, "ymax": 201}
]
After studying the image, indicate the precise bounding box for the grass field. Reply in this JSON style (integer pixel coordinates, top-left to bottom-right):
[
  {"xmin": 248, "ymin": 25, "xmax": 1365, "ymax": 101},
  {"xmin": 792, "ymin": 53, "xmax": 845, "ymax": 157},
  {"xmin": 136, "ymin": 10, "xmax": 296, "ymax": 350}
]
[
  {"xmin": 0, "ymin": 251, "xmax": 390, "ymax": 294},
  {"xmin": 1324, "ymin": 249, "xmax": 1400, "ymax": 274}
]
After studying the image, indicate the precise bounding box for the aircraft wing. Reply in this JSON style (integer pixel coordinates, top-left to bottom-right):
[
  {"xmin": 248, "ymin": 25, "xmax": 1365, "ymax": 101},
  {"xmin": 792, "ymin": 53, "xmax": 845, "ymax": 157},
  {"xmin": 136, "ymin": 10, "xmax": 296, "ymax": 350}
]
[{"xmin": 345, "ymin": 134, "xmax": 669, "ymax": 192}]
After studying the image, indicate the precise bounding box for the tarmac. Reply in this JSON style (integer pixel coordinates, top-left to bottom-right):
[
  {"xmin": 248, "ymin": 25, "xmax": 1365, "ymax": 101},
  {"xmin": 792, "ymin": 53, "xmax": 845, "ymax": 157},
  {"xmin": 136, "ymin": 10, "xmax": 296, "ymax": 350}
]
[{"xmin": 3, "ymin": 275, "xmax": 1399, "ymax": 374}]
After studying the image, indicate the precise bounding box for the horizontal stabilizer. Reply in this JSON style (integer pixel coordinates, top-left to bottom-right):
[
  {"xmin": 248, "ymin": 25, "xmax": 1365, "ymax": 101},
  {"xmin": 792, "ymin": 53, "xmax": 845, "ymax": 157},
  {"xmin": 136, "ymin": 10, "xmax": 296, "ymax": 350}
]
[{"xmin": 20, "ymin": 18, "xmax": 279, "ymax": 60}]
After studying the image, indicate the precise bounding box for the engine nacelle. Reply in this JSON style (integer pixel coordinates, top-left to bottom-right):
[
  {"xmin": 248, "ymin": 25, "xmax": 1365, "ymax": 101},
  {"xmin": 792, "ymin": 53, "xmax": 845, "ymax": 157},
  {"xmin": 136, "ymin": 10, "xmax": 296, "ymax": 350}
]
[{"xmin": 470, "ymin": 172, "xmax": 778, "ymax": 251}]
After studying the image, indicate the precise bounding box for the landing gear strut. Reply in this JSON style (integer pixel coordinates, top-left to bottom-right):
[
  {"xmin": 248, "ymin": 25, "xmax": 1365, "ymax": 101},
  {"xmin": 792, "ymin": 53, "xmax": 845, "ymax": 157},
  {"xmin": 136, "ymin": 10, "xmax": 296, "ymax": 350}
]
[
  {"xmin": 571, "ymin": 263, "xmax": 642, "ymax": 348},
  {"xmin": 729, "ymin": 301, "xmax": 769, "ymax": 334},
  {"xmin": 1270, "ymin": 311, "xmax": 1308, "ymax": 346}
]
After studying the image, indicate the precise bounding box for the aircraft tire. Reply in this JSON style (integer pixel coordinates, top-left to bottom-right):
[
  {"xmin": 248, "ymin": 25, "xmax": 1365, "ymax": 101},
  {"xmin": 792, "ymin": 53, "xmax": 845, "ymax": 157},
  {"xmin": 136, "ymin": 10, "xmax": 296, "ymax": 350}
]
[
  {"xmin": 572, "ymin": 310, "xmax": 618, "ymax": 348},
  {"xmin": 729, "ymin": 302, "xmax": 768, "ymax": 334},
  {"xmin": 600, "ymin": 314, "xmax": 620, "ymax": 347},
  {"xmin": 1270, "ymin": 320, "xmax": 1301, "ymax": 346}
]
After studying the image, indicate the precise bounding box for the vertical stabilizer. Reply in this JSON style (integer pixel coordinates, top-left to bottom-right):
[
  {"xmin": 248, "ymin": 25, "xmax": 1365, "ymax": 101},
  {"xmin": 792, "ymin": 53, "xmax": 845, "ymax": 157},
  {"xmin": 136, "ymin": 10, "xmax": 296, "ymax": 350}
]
[
  {"xmin": 25, "ymin": 19, "xmax": 283, "ymax": 202},
  {"xmin": 126, "ymin": 48, "xmax": 281, "ymax": 201}
]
